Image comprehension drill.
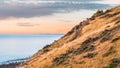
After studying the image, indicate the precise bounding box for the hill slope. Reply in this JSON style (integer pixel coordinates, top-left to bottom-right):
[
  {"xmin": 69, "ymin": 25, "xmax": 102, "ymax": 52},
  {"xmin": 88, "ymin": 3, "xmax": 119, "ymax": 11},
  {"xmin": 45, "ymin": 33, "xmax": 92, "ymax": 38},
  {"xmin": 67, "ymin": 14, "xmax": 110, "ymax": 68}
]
[{"xmin": 20, "ymin": 5, "xmax": 120, "ymax": 68}]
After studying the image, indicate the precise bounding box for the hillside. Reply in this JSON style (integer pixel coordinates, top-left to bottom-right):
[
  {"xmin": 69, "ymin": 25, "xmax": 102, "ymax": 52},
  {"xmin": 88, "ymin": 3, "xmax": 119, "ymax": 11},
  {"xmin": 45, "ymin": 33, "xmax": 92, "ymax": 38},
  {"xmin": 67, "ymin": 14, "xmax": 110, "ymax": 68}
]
[{"xmin": 19, "ymin": 5, "xmax": 120, "ymax": 68}]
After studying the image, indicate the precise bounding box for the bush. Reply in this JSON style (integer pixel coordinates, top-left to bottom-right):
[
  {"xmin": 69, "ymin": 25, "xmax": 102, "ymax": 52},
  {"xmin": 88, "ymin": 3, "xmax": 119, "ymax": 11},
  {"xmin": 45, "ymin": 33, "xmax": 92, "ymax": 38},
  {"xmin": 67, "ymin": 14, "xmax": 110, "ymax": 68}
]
[
  {"xmin": 43, "ymin": 49, "xmax": 50, "ymax": 53},
  {"xmin": 43, "ymin": 44, "xmax": 51, "ymax": 49},
  {"xmin": 103, "ymin": 46, "xmax": 116, "ymax": 57},
  {"xmin": 100, "ymin": 37, "xmax": 110, "ymax": 43},
  {"xmin": 75, "ymin": 60, "xmax": 86, "ymax": 64},
  {"xmin": 101, "ymin": 30, "xmax": 112, "ymax": 37},
  {"xmin": 67, "ymin": 48, "xmax": 74, "ymax": 54},
  {"xmin": 84, "ymin": 45, "xmax": 96, "ymax": 52},
  {"xmin": 78, "ymin": 61, "xmax": 86, "ymax": 64},
  {"xmin": 112, "ymin": 36, "xmax": 120, "ymax": 43},
  {"xmin": 100, "ymin": 29, "xmax": 112, "ymax": 42},
  {"xmin": 73, "ymin": 45, "xmax": 96, "ymax": 55},
  {"xmin": 104, "ymin": 58, "xmax": 120, "ymax": 68},
  {"xmin": 92, "ymin": 10, "xmax": 104, "ymax": 17},
  {"xmin": 53, "ymin": 54, "xmax": 68, "ymax": 65},
  {"xmin": 84, "ymin": 52, "xmax": 97, "ymax": 58},
  {"xmin": 82, "ymin": 37, "xmax": 99, "ymax": 46}
]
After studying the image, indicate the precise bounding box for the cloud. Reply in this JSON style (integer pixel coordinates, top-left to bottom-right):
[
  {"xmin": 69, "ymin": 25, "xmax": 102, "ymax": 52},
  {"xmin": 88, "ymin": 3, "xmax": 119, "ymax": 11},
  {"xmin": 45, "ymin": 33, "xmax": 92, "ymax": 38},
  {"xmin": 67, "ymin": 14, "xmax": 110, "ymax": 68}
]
[
  {"xmin": 0, "ymin": 0, "xmax": 116, "ymax": 18},
  {"xmin": 91, "ymin": 0, "xmax": 120, "ymax": 5},
  {"xmin": 17, "ymin": 22, "xmax": 39, "ymax": 27}
]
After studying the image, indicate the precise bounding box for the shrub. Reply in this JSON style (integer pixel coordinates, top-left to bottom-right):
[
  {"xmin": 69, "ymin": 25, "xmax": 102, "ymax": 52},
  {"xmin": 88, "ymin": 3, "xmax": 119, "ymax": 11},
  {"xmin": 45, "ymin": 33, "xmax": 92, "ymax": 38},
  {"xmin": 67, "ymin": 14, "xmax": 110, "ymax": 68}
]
[
  {"xmin": 73, "ymin": 45, "xmax": 95, "ymax": 55},
  {"xmin": 112, "ymin": 36, "xmax": 120, "ymax": 43},
  {"xmin": 101, "ymin": 11, "xmax": 120, "ymax": 18},
  {"xmin": 92, "ymin": 10, "xmax": 104, "ymax": 17},
  {"xmin": 74, "ymin": 60, "xmax": 86, "ymax": 64},
  {"xmin": 73, "ymin": 45, "xmax": 96, "ymax": 55},
  {"xmin": 101, "ymin": 14, "xmax": 113, "ymax": 18},
  {"xmin": 100, "ymin": 37, "xmax": 110, "ymax": 43},
  {"xmin": 100, "ymin": 29, "xmax": 112, "ymax": 42},
  {"xmin": 78, "ymin": 61, "xmax": 86, "ymax": 64},
  {"xmin": 84, "ymin": 45, "xmax": 96, "ymax": 52},
  {"xmin": 53, "ymin": 54, "xmax": 68, "ymax": 65},
  {"xmin": 104, "ymin": 58, "xmax": 120, "ymax": 68},
  {"xmin": 103, "ymin": 46, "xmax": 116, "ymax": 57},
  {"xmin": 82, "ymin": 37, "xmax": 99, "ymax": 46},
  {"xmin": 43, "ymin": 44, "xmax": 51, "ymax": 49},
  {"xmin": 67, "ymin": 48, "xmax": 74, "ymax": 54},
  {"xmin": 105, "ymin": 9, "xmax": 112, "ymax": 13},
  {"xmin": 43, "ymin": 49, "xmax": 50, "ymax": 53},
  {"xmin": 101, "ymin": 29, "xmax": 112, "ymax": 37},
  {"xmin": 84, "ymin": 52, "xmax": 97, "ymax": 58}
]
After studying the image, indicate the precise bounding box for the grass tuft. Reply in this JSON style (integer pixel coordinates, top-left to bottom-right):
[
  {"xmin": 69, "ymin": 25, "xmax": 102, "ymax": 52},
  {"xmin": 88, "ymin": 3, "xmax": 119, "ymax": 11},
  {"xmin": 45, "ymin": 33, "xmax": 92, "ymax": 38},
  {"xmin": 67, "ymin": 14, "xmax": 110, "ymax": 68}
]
[{"xmin": 103, "ymin": 46, "xmax": 116, "ymax": 57}]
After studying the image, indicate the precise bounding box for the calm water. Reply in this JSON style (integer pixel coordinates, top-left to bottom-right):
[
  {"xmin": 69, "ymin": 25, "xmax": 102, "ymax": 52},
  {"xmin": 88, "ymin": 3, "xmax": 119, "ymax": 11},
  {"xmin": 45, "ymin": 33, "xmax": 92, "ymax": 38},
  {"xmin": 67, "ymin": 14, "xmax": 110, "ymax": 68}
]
[{"xmin": 0, "ymin": 34, "xmax": 63, "ymax": 64}]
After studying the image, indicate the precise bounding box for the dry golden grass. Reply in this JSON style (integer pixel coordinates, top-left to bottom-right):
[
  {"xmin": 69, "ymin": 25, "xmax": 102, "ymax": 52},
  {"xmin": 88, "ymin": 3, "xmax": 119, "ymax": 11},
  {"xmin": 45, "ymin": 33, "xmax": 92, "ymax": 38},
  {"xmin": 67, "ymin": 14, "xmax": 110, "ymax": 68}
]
[{"xmin": 19, "ymin": 5, "xmax": 120, "ymax": 68}]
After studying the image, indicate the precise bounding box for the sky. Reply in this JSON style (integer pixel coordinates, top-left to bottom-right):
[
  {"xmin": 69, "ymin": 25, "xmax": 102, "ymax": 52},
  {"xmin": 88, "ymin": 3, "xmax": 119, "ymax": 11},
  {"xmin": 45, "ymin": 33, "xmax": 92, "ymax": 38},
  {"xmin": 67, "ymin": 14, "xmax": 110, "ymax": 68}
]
[{"xmin": 0, "ymin": 0, "xmax": 119, "ymax": 34}]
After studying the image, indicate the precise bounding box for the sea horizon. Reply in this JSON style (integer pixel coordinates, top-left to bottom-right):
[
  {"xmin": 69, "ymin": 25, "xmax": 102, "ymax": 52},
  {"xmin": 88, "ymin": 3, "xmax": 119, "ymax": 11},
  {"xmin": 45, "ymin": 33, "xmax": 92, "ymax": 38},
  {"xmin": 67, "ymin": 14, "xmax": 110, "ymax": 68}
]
[{"xmin": 0, "ymin": 34, "xmax": 63, "ymax": 64}]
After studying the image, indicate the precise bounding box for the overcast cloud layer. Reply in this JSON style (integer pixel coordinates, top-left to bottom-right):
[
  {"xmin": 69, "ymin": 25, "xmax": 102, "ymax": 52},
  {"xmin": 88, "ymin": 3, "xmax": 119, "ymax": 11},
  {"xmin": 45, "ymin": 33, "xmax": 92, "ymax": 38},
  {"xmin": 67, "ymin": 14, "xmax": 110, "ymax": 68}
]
[{"xmin": 0, "ymin": 0, "xmax": 119, "ymax": 18}]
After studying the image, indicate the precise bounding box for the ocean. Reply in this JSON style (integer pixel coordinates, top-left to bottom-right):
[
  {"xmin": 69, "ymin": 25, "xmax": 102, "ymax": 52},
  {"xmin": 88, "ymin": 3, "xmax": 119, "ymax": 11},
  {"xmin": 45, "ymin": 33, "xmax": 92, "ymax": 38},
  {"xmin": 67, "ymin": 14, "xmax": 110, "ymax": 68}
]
[{"xmin": 0, "ymin": 34, "xmax": 63, "ymax": 64}]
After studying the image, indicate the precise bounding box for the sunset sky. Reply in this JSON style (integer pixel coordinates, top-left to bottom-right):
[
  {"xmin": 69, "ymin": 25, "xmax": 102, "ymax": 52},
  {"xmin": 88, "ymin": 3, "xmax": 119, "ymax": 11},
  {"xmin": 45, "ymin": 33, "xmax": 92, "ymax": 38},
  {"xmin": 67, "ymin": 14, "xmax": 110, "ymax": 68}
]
[{"xmin": 0, "ymin": 0, "xmax": 119, "ymax": 34}]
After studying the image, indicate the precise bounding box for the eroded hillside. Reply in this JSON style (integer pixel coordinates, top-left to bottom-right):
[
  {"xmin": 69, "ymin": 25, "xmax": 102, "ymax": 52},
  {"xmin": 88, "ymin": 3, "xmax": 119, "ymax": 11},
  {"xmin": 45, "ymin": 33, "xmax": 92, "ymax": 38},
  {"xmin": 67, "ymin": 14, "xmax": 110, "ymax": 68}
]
[{"xmin": 19, "ymin": 5, "xmax": 120, "ymax": 68}]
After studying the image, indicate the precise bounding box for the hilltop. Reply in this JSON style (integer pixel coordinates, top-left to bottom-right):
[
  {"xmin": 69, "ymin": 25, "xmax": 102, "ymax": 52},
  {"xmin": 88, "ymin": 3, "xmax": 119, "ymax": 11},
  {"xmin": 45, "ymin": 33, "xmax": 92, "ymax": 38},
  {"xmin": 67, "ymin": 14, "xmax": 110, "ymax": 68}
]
[{"xmin": 20, "ymin": 5, "xmax": 120, "ymax": 68}]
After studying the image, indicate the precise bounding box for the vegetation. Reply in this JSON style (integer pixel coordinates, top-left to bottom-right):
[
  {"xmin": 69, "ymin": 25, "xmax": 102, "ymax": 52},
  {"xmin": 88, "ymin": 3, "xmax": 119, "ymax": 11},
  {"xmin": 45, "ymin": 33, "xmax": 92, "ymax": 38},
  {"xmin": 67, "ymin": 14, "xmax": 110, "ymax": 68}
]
[
  {"xmin": 112, "ymin": 36, "xmax": 120, "ymax": 43},
  {"xmin": 105, "ymin": 9, "xmax": 112, "ymax": 13},
  {"xmin": 73, "ymin": 37, "xmax": 98, "ymax": 55},
  {"xmin": 92, "ymin": 10, "xmax": 104, "ymax": 17},
  {"xmin": 78, "ymin": 61, "xmax": 86, "ymax": 64},
  {"xmin": 101, "ymin": 11, "xmax": 120, "ymax": 18},
  {"xmin": 43, "ymin": 44, "xmax": 51, "ymax": 49},
  {"xmin": 84, "ymin": 52, "xmax": 97, "ymax": 58},
  {"xmin": 43, "ymin": 49, "xmax": 50, "ymax": 53},
  {"xmin": 53, "ymin": 54, "xmax": 68, "ymax": 65},
  {"xmin": 101, "ymin": 29, "xmax": 112, "ymax": 36},
  {"xmin": 73, "ymin": 45, "xmax": 96, "ymax": 55},
  {"xmin": 74, "ymin": 60, "xmax": 86, "ymax": 64},
  {"xmin": 0, "ymin": 62, "xmax": 20, "ymax": 68},
  {"xmin": 67, "ymin": 48, "xmax": 74, "ymax": 54},
  {"xmin": 100, "ymin": 29, "xmax": 112, "ymax": 42},
  {"xmin": 103, "ymin": 46, "xmax": 116, "ymax": 57},
  {"xmin": 104, "ymin": 58, "xmax": 120, "ymax": 68},
  {"xmin": 82, "ymin": 37, "xmax": 99, "ymax": 46},
  {"xmin": 100, "ymin": 36, "xmax": 110, "ymax": 42}
]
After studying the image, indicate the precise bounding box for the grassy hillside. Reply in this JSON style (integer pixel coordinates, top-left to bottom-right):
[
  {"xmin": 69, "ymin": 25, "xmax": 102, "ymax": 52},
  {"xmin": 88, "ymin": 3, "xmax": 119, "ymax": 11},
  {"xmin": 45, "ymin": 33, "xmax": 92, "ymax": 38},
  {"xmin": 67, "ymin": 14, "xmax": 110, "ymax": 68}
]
[{"xmin": 19, "ymin": 5, "xmax": 120, "ymax": 68}]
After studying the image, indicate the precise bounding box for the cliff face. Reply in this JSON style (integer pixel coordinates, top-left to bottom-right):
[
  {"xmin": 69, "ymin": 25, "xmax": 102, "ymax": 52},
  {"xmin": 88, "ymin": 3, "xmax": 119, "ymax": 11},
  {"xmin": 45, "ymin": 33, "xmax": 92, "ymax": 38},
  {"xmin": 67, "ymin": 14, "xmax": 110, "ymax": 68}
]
[{"xmin": 21, "ymin": 5, "xmax": 120, "ymax": 68}]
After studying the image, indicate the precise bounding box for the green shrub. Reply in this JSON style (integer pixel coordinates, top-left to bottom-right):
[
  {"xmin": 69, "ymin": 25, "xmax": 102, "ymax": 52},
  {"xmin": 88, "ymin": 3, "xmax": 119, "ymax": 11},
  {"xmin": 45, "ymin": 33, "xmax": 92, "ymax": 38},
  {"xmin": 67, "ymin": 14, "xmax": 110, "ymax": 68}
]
[
  {"xmin": 84, "ymin": 52, "xmax": 97, "ymax": 58},
  {"xmin": 53, "ymin": 54, "xmax": 68, "ymax": 65},
  {"xmin": 104, "ymin": 58, "xmax": 120, "ymax": 68},
  {"xmin": 73, "ymin": 45, "xmax": 96, "ymax": 55},
  {"xmin": 78, "ymin": 61, "xmax": 86, "ymax": 64},
  {"xmin": 82, "ymin": 37, "xmax": 99, "ymax": 46},
  {"xmin": 74, "ymin": 60, "xmax": 86, "ymax": 64},
  {"xmin": 67, "ymin": 48, "xmax": 74, "ymax": 54},
  {"xmin": 112, "ymin": 36, "xmax": 120, "ymax": 43},
  {"xmin": 101, "ymin": 30, "xmax": 112, "ymax": 36},
  {"xmin": 84, "ymin": 45, "xmax": 96, "ymax": 51},
  {"xmin": 93, "ymin": 10, "xmax": 104, "ymax": 17},
  {"xmin": 43, "ymin": 44, "xmax": 51, "ymax": 49},
  {"xmin": 43, "ymin": 49, "xmax": 50, "ymax": 53},
  {"xmin": 100, "ymin": 29, "xmax": 112, "ymax": 42},
  {"xmin": 103, "ymin": 46, "xmax": 116, "ymax": 57}
]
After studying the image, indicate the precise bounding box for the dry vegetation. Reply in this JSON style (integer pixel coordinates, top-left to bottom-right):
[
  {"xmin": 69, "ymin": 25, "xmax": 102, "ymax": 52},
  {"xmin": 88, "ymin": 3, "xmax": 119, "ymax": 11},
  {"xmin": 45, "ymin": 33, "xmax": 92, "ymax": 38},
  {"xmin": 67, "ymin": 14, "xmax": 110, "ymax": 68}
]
[{"xmin": 18, "ymin": 5, "xmax": 120, "ymax": 68}]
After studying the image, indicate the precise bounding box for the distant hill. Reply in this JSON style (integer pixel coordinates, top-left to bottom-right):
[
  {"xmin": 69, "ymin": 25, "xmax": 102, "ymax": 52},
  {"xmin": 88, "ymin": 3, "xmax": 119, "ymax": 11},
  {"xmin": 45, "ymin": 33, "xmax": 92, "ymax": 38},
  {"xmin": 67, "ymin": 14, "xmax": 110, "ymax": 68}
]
[
  {"xmin": 19, "ymin": 5, "xmax": 120, "ymax": 68},
  {"xmin": 0, "ymin": 57, "xmax": 28, "ymax": 68}
]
